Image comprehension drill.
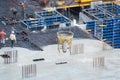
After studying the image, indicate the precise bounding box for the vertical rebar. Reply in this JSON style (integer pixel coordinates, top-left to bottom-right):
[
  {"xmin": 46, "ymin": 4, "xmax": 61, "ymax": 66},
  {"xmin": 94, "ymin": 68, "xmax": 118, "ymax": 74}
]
[
  {"xmin": 22, "ymin": 64, "xmax": 37, "ymax": 78},
  {"xmin": 93, "ymin": 56, "xmax": 105, "ymax": 68}
]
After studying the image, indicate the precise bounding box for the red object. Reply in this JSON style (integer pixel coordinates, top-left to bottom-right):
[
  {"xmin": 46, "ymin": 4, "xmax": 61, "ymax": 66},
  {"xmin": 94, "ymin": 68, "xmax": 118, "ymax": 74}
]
[
  {"xmin": 44, "ymin": 0, "xmax": 47, "ymax": 4},
  {"xmin": 0, "ymin": 30, "xmax": 6, "ymax": 39}
]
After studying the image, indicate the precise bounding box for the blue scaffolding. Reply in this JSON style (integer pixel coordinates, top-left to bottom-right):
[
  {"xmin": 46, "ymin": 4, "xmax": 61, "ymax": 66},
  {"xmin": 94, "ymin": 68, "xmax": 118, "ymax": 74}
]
[
  {"xmin": 83, "ymin": 7, "xmax": 113, "ymax": 20},
  {"xmin": 84, "ymin": 2, "xmax": 120, "ymax": 48},
  {"xmin": 113, "ymin": 20, "xmax": 120, "ymax": 48},
  {"xmin": 21, "ymin": 10, "xmax": 71, "ymax": 30},
  {"xmin": 96, "ymin": 3, "xmax": 120, "ymax": 17},
  {"xmin": 86, "ymin": 20, "xmax": 96, "ymax": 34}
]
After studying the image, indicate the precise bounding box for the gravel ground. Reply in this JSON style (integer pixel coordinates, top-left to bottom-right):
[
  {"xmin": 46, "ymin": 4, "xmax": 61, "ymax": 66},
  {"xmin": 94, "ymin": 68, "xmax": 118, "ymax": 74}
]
[{"xmin": 0, "ymin": 0, "xmax": 93, "ymax": 50}]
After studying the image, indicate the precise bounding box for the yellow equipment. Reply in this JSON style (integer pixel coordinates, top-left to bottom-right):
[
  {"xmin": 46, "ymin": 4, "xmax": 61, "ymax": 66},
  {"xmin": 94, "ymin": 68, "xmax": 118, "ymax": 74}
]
[
  {"xmin": 57, "ymin": 0, "xmax": 65, "ymax": 5},
  {"xmin": 75, "ymin": 0, "xmax": 93, "ymax": 3},
  {"xmin": 85, "ymin": 29, "xmax": 92, "ymax": 32},
  {"xmin": 57, "ymin": 31, "xmax": 74, "ymax": 53},
  {"xmin": 102, "ymin": 39, "xmax": 106, "ymax": 42},
  {"xmin": 99, "ymin": 24, "xmax": 106, "ymax": 27}
]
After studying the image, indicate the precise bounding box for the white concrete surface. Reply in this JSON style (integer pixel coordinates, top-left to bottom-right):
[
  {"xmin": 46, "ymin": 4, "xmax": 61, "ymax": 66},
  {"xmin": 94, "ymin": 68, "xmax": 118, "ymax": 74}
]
[{"xmin": 0, "ymin": 39, "xmax": 120, "ymax": 80}]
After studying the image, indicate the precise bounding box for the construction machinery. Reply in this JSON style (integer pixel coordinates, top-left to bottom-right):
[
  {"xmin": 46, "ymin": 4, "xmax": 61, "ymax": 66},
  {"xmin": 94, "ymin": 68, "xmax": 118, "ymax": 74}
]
[{"xmin": 57, "ymin": 31, "xmax": 74, "ymax": 53}]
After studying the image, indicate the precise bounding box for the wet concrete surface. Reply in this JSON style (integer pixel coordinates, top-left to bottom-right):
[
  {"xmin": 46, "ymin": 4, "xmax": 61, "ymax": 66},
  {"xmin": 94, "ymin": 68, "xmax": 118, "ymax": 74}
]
[{"xmin": 0, "ymin": 39, "xmax": 118, "ymax": 80}]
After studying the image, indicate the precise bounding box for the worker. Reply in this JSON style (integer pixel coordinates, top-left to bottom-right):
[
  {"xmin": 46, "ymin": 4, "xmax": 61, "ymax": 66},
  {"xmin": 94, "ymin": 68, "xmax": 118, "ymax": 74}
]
[
  {"xmin": 0, "ymin": 29, "xmax": 6, "ymax": 46},
  {"xmin": 11, "ymin": 26, "xmax": 17, "ymax": 35},
  {"xmin": 9, "ymin": 31, "xmax": 16, "ymax": 48},
  {"xmin": 10, "ymin": 7, "xmax": 17, "ymax": 20},
  {"xmin": 20, "ymin": 2, "xmax": 25, "ymax": 19},
  {"xmin": 11, "ymin": 26, "xmax": 17, "ymax": 43}
]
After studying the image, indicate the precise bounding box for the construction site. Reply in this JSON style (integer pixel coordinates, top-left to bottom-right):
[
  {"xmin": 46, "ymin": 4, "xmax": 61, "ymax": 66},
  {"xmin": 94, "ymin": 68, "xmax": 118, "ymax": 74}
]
[{"xmin": 0, "ymin": 0, "xmax": 120, "ymax": 80}]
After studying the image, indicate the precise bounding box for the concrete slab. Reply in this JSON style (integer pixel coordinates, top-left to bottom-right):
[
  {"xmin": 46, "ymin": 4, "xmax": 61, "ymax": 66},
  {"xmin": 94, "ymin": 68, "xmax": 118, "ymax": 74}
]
[{"xmin": 0, "ymin": 39, "xmax": 119, "ymax": 80}]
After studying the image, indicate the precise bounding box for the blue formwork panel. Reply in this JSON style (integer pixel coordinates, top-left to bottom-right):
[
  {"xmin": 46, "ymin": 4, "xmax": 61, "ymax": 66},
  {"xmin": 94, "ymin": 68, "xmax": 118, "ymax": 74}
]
[
  {"xmin": 103, "ymin": 19, "xmax": 113, "ymax": 23},
  {"xmin": 99, "ymin": 3, "xmax": 113, "ymax": 11},
  {"xmin": 85, "ymin": 3, "xmax": 120, "ymax": 49},
  {"xmin": 114, "ymin": 33, "xmax": 120, "ymax": 35},
  {"xmin": 102, "ymin": 19, "xmax": 114, "ymax": 30},
  {"xmin": 36, "ymin": 11, "xmax": 58, "ymax": 17},
  {"xmin": 115, "ymin": 4, "xmax": 120, "ymax": 14},
  {"xmin": 94, "ymin": 19, "xmax": 114, "ymax": 42},
  {"xmin": 113, "ymin": 18, "xmax": 119, "ymax": 23},
  {"xmin": 114, "ymin": 46, "xmax": 120, "ymax": 48},
  {"xmin": 114, "ymin": 32, "xmax": 120, "ymax": 35},
  {"xmin": 102, "ymin": 36, "xmax": 113, "ymax": 42},
  {"xmin": 103, "ymin": 31, "xmax": 113, "ymax": 34},
  {"xmin": 43, "ymin": 16, "xmax": 70, "ymax": 26},
  {"xmin": 103, "ymin": 30, "xmax": 113, "ymax": 33},
  {"xmin": 21, "ymin": 19, "xmax": 46, "ymax": 30},
  {"xmin": 103, "ymin": 34, "xmax": 113, "ymax": 39},
  {"xmin": 86, "ymin": 20, "xmax": 96, "ymax": 34},
  {"xmin": 113, "ymin": 20, "xmax": 120, "ymax": 48},
  {"xmin": 113, "ymin": 3, "xmax": 120, "ymax": 15},
  {"xmin": 105, "ymin": 38, "xmax": 113, "ymax": 41},
  {"xmin": 94, "ymin": 14, "xmax": 104, "ymax": 19},
  {"xmin": 114, "ymin": 43, "xmax": 120, "ymax": 45},
  {"xmin": 84, "ymin": 7, "xmax": 113, "ymax": 20},
  {"xmin": 113, "ymin": 26, "xmax": 120, "ymax": 29},
  {"xmin": 98, "ymin": 3, "xmax": 112, "ymax": 8},
  {"xmin": 102, "ymin": 19, "xmax": 114, "ymax": 46},
  {"xmin": 114, "ymin": 39, "xmax": 120, "ymax": 41},
  {"xmin": 102, "ymin": 36, "xmax": 113, "ymax": 39},
  {"xmin": 86, "ymin": 20, "xmax": 114, "ymax": 48},
  {"xmin": 114, "ymin": 41, "xmax": 120, "ymax": 47},
  {"xmin": 114, "ymin": 40, "xmax": 120, "ymax": 43},
  {"xmin": 114, "ymin": 37, "xmax": 120, "ymax": 40},
  {"xmin": 114, "ymin": 36, "xmax": 120, "ymax": 41},
  {"xmin": 114, "ymin": 41, "xmax": 120, "ymax": 44},
  {"xmin": 97, "ymin": 3, "xmax": 113, "ymax": 14},
  {"xmin": 96, "ymin": 3, "xmax": 120, "ymax": 18},
  {"xmin": 103, "ymin": 33, "xmax": 113, "ymax": 36},
  {"xmin": 85, "ymin": 8, "xmax": 100, "ymax": 14},
  {"xmin": 21, "ymin": 10, "xmax": 71, "ymax": 30},
  {"xmin": 104, "ymin": 4, "xmax": 113, "ymax": 12}
]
